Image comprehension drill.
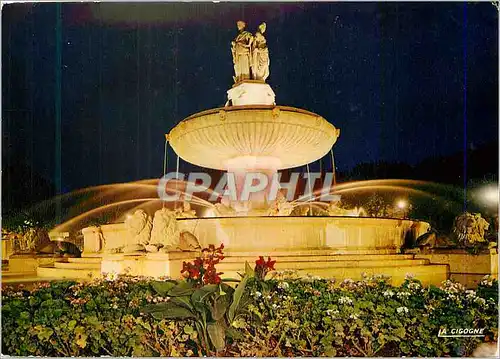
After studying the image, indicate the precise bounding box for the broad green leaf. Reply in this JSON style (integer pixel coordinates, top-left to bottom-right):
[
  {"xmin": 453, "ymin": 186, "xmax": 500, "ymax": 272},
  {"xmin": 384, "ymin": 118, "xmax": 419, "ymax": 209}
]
[
  {"xmin": 151, "ymin": 280, "xmax": 177, "ymax": 296},
  {"xmin": 191, "ymin": 285, "xmax": 218, "ymax": 321},
  {"xmin": 67, "ymin": 320, "xmax": 77, "ymax": 330},
  {"xmin": 225, "ymin": 326, "xmax": 244, "ymax": 340},
  {"xmin": 171, "ymin": 296, "xmax": 195, "ymax": 312},
  {"xmin": 192, "ymin": 285, "xmax": 219, "ymax": 307},
  {"xmin": 244, "ymin": 261, "xmax": 255, "ymax": 277},
  {"xmin": 394, "ymin": 327, "xmax": 406, "ymax": 339},
  {"xmin": 184, "ymin": 324, "xmax": 195, "ymax": 335},
  {"xmin": 143, "ymin": 302, "xmax": 196, "ymax": 320},
  {"xmin": 168, "ymin": 281, "xmax": 196, "ymax": 297},
  {"xmin": 228, "ymin": 274, "xmax": 249, "ymax": 323},
  {"xmin": 207, "ymin": 320, "xmax": 226, "ymax": 351},
  {"xmin": 211, "ymin": 293, "xmax": 231, "ymax": 321}
]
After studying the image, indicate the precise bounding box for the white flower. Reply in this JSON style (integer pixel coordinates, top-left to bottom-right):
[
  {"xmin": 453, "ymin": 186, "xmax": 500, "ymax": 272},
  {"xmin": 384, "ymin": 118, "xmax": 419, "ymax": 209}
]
[
  {"xmin": 383, "ymin": 290, "xmax": 394, "ymax": 298},
  {"xmin": 408, "ymin": 282, "xmax": 421, "ymax": 290},
  {"xmin": 396, "ymin": 291, "xmax": 411, "ymax": 298},
  {"xmin": 112, "ymin": 303, "xmax": 118, "ymax": 309},
  {"xmin": 326, "ymin": 309, "xmax": 339, "ymax": 317},
  {"xmin": 396, "ymin": 306, "xmax": 409, "ymax": 315},
  {"xmin": 474, "ymin": 297, "xmax": 486, "ymax": 306},
  {"xmin": 465, "ymin": 290, "xmax": 476, "ymax": 299},
  {"xmin": 480, "ymin": 275, "xmax": 494, "ymax": 287},
  {"xmin": 278, "ymin": 282, "xmax": 289, "ymax": 290},
  {"xmin": 253, "ymin": 291, "xmax": 262, "ymax": 298},
  {"xmin": 338, "ymin": 296, "xmax": 353, "ymax": 305},
  {"xmin": 440, "ymin": 280, "xmax": 465, "ymax": 293},
  {"xmin": 104, "ymin": 272, "xmax": 118, "ymax": 281},
  {"xmin": 424, "ymin": 304, "xmax": 435, "ymax": 312},
  {"xmin": 349, "ymin": 313, "xmax": 359, "ymax": 320}
]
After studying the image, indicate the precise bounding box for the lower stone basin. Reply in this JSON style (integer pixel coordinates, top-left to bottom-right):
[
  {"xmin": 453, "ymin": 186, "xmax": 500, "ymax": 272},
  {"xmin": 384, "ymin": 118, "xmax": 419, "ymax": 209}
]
[
  {"xmin": 82, "ymin": 217, "xmax": 430, "ymax": 255},
  {"xmin": 52, "ymin": 217, "xmax": 449, "ymax": 286}
]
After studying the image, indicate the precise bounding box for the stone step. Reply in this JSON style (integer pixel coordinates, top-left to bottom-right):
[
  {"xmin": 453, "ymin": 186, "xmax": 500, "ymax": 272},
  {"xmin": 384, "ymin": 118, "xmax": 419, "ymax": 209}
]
[
  {"xmin": 221, "ymin": 263, "xmax": 449, "ymax": 287},
  {"xmin": 223, "ymin": 249, "xmax": 406, "ymax": 257},
  {"xmin": 218, "ymin": 258, "xmax": 430, "ymax": 271},
  {"xmin": 67, "ymin": 257, "xmax": 102, "ymax": 264},
  {"xmin": 37, "ymin": 266, "xmax": 100, "ymax": 280},
  {"xmin": 222, "ymin": 253, "xmax": 416, "ymax": 263},
  {"xmin": 54, "ymin": 261, "xmax": 101, "ymax": 270}
]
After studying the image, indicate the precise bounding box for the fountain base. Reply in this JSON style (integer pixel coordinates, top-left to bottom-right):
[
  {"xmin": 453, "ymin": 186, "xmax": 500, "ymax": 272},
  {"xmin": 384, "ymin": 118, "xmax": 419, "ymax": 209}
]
[{"xmin": 37, "ymin": 216, "xmax": 446, "ymax": 285}]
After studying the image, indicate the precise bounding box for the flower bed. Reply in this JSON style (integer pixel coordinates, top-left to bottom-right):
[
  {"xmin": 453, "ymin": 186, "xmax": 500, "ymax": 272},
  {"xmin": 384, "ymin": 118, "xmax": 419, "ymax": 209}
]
[{"xmin": 2, "ymin": 272, "xmax": 497, "ymax": 357}]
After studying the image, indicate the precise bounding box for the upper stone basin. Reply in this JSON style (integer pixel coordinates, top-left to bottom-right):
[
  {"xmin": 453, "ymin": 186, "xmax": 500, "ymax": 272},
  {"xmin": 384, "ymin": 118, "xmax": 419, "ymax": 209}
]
[{"xmin": 167, "ymin": 105, "xmax": 340, "ymax": 170}]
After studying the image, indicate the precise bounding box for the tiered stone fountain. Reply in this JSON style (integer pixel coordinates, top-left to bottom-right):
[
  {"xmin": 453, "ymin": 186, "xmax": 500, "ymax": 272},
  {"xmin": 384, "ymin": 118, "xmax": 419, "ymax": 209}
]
[{"xmin": 39, "ymin": 21, "xmax": 448, "ymax": 285}]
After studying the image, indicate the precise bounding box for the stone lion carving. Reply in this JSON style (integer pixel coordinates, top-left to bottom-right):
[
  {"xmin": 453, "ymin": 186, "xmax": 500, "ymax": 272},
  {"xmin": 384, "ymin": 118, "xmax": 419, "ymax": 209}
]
[
  {"xmin": 178, "ymin": 231, "xmax": 202, "ymax": 251},
  {"xmin": 148, "ymin": 208, "xmax": 201, "ymax": 252},
  {"xmin": 415, "ymin": 230, "xmax": 454, "ymax": 251},
  {"xmin": 453, "ymin": 212, "xmax": 490, "ymax": 247},
  {"xmin": 123, "ymin": 209, "xmax": 152, "ymax": 253},
  {"xmin": 150, "ymin": 208, "xmax": 180, "ymax": 251}
]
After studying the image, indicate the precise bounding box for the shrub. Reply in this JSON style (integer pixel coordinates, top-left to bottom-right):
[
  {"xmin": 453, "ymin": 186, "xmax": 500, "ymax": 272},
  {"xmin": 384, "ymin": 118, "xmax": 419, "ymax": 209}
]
[{"xmin": 1, "ymin": 274, "xmax": 497, "ymax": 357}]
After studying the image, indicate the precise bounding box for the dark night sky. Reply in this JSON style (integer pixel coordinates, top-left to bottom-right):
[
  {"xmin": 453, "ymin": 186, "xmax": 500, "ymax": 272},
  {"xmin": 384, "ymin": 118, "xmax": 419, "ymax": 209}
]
[{"xmin": 2, "ymin": 2, "xmax": 498, "ymax": 195}]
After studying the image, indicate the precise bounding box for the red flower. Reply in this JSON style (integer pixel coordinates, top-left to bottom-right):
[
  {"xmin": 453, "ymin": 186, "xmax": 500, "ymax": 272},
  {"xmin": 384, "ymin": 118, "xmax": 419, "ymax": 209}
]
[
  {"xmin": 256, "ymin": 256, "xmax": 266, "ymax": 267},
  {"xmin": 254, "ymin": 256, "xmax": 277, "ymax": 280},
  {"xmin": 180, "ymin": 243, "xmax": 226, "ymax": 286},
  {"xmin": 266, "ymin": 256, "xmax": 276, "ymax": 271}
]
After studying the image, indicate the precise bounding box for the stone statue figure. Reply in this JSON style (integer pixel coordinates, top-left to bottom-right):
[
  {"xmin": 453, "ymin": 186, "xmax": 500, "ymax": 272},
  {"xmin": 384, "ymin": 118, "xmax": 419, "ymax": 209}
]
[
  {"xmin": 231, "ymin": 20, "xmax": 254, "ymax": 83},
  {"xmin": 175, "ymin": 201, "xmax": 197, "ymax": 219},
  {"xmin": 149, "ymin": 208, "xmax": 201, "ymax": 252},
  {"xmin": 123, "ymin": 209, "xmax": 152, "ymax": 253},
  {"xmin": 178, "ymin": 231, "xmax": 201, "ymax": 251},
  {"xmin": 251, "ymin": 22, "xmax": 270, "ymax": 81},
  {"xmin": 150, "ymin": 208, "xmax": 180, "ymax": 251},
  {"xmin": 267, "ymin": 191, "xmax": 293, "ymax": 216}
]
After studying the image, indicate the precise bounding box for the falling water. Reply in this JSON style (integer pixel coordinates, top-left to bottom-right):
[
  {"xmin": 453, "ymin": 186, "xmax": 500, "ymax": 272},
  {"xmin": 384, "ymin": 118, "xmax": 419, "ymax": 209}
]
[
  {"xmin": 330, "ymin": 147, "xmax": 337, "ymax": 186},
  {"xmin": 163, "ymin": 139, "xmax": 168, "ymax": 208},
  {"xmin": 306, "ymin": 163, "xmax": 313, "ymax": 215}
]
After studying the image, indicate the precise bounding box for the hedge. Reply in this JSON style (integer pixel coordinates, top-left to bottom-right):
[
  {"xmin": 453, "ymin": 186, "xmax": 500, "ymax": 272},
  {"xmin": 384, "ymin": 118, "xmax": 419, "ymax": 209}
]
[{"xmin": 1, "ymin": 272, "xmax": 497, "ymax": 357}]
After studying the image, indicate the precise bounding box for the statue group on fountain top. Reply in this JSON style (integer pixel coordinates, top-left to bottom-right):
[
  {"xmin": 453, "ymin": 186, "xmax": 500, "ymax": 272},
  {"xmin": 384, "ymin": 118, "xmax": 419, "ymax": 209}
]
[{"xmin": 232, "ymin": 21, "xmax": 270, "ymax": 83}]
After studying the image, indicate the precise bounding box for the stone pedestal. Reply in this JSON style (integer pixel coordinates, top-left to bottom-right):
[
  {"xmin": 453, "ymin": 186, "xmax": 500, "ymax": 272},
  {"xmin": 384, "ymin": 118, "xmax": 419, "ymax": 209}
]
[
  {"xmin": 100, "ymin": 251, "xmax": 198, "ymax": 279},
  {"xmin": 8, "ymin": 253, "xmax": 57, "ymax": 273},
  {"xmin": 2, "ymin": 239, "xmax": 13, "ymax": 260},
  {"xmin": 226, "ymin": 81, "xmax": 275, "ymax": 106},
  {"xmin": 415, "ymin": 249, "xmax": 499, "ymax": 287}
]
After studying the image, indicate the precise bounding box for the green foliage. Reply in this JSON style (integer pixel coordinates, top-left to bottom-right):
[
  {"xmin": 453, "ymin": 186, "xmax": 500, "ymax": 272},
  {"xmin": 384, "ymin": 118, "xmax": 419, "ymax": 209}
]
[
  {"xmin": 143, "ymin": 266, "xmax": 252, "ymax": 355},
  {"xmin": 2, "ymin": 274, "xmax": 498, "ymax": 357}
]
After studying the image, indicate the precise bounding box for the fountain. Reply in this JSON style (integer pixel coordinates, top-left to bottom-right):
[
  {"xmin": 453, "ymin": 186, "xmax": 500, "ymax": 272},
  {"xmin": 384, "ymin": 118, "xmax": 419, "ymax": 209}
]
[{"xmin": 38, "ymin": 21, "xmax": 449, "ymax": 286}]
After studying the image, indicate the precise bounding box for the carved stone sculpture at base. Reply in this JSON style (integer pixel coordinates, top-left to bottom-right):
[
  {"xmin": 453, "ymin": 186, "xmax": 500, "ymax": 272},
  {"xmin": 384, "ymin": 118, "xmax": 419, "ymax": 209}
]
[
  {"xmin": 150, "ymin": 208, "xmax": 181, "ymax": 251},
  {"xmin": 122, "ymin": 209, "xmax": 152, "ymax": 253},
  {"xmin": 177, "ymin": 231, "xmax": 201, "ymax": 251},
  {"xmin": 175, "ymin": 202, "xmax": 197, "ymax": 218},
  {"xmin": 213, "ymin": 203, "xmax": 237, "ymax": 217},
  {"xmin": 267, "ymin": 192, "xmax": 293, "ymax": 216},
  {"xmin": 415, "ymin": 230, "xmax": 455, "ymax": 252}
]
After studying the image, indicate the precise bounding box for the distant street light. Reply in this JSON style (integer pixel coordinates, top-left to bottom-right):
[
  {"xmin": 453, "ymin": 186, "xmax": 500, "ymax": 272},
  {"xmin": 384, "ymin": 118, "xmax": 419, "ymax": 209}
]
[
  {"xmin": 396, "ymin": 199, "xmax": 408, "ymax": 209},
  {"xmin": 478, "ymin": 184, "xmax": 499, "ymax": 208},
  {"xmin": 394, "ymin": 198, "xmax": 410, "ymax": 219}
]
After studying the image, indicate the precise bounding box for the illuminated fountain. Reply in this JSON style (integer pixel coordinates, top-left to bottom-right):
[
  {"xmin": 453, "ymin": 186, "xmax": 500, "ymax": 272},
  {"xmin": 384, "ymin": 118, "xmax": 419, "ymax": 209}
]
[{"xmin": 38, "ymin": 21, "xmax": 449, "ymax": 285}]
